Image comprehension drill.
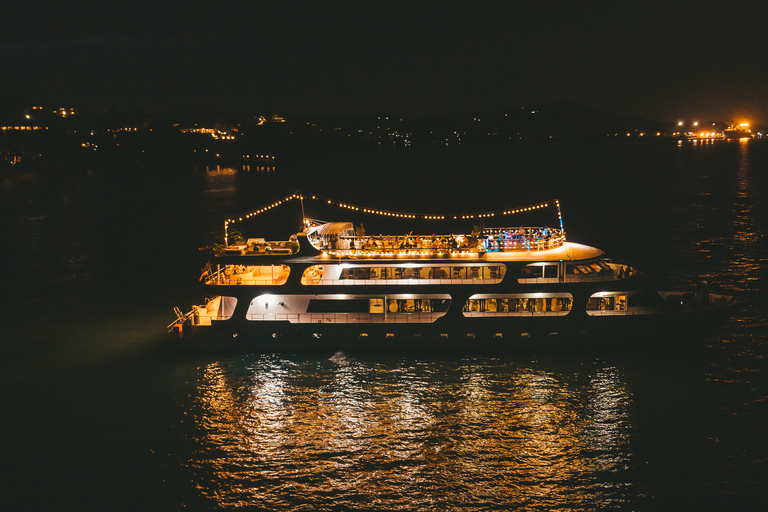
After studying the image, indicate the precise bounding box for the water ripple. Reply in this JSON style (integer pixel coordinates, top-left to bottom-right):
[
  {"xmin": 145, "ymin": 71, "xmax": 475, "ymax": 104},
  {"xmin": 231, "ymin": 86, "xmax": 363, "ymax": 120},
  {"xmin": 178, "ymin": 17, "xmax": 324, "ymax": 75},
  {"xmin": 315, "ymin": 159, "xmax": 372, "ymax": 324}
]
[{"xmin": 184, "ymin": 355, "xmax": 640, "ymax": 510}]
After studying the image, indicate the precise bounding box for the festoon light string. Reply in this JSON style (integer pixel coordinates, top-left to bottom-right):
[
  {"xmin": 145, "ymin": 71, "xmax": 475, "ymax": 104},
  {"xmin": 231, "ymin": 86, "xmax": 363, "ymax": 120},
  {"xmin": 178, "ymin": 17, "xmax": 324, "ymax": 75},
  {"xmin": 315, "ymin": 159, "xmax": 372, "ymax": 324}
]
[{"xmin": 224, "ymin": 192, "xmax": 564, "ymax": 245}]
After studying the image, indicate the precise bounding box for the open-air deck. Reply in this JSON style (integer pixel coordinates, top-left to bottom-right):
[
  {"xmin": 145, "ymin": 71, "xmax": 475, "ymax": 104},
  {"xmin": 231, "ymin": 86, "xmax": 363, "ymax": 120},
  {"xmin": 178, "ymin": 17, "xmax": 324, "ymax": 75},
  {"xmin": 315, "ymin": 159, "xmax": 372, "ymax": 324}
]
[
  {"xmin": 312, "ymin": 226, "xmax": 565, "ymax": 256},
  {"xmin": 219, "ymin": 227, "xmax": 567, "ymax": 260},
  {"xmin": 318, "ymin": 230, "xmax": 566, "ymax": 258}
]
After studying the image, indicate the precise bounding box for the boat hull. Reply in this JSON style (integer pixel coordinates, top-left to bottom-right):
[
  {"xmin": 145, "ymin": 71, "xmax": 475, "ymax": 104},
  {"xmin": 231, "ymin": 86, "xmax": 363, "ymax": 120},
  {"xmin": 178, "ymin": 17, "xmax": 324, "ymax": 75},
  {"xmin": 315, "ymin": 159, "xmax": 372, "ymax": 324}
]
[{"xmin": 169, "ymin": 301, "xmax": 742, "ymax": 353}]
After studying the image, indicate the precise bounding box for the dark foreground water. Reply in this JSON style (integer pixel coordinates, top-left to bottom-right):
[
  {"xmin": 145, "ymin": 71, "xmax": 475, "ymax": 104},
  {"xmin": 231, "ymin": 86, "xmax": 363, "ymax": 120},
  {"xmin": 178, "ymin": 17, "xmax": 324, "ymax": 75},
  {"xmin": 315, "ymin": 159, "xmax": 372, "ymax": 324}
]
[{"xmin": 1, "ymin": 139, "xmax": 767, "ymax": 510}]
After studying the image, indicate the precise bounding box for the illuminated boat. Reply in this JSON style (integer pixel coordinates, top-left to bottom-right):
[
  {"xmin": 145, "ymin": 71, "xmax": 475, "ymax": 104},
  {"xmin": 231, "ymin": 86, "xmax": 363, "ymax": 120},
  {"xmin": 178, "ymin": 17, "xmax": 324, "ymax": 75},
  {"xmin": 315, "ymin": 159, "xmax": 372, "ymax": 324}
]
[
  {"xmin": 723, "ymin": 122, "xmax": 754, "ymax": 140},
  {"xmin": 168, "ymin": 194, "xmax": 744, "ymax": 350}
]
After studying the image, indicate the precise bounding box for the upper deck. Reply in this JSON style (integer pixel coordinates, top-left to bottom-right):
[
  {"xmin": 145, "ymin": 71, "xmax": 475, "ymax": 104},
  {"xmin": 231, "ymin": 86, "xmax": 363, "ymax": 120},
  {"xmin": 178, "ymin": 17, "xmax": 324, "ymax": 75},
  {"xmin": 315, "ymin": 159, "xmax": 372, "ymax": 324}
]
[
  {"xmin": 218, "ymin": 231, "xmax": 602, "ymax": 263},
  {"xmin": 214, "ymin": 196, "xmax": 601, "ymax": 264}
]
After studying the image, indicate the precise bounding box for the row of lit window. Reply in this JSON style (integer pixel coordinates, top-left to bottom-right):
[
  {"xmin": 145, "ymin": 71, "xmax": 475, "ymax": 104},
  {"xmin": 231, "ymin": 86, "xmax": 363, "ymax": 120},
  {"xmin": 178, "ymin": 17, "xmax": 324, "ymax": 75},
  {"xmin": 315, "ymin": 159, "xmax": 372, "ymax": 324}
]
[
  {"xmin": 210, "ymin": 261, "xmax": 617, "ymax": 286},
  {"xmin": 235, "ymin": 291, "xmax": 663, "ymax": 318},
  {"xmin": 335, "ymin": 265, "xmax": 506, "ymax": 281}
]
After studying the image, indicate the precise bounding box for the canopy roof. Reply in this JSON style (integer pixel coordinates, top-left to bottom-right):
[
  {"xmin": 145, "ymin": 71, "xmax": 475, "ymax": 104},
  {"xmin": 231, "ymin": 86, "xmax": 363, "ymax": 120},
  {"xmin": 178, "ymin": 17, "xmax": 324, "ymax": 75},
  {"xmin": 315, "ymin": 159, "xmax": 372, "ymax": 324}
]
[
  {"xmin": 306, "ymin": 222, "xmax": 355, "ymax": 237},
  {"xmin": 484, "ymin": 242, "xmax": 603, "ymax": 262}
]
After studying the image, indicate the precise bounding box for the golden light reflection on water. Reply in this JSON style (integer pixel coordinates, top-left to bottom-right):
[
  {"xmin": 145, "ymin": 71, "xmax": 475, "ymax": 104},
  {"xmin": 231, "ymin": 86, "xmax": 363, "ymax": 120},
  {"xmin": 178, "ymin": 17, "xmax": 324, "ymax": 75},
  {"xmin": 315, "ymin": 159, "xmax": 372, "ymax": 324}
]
[
  {"xmin": 188, "ymin": 355, "xmax": 639, "ymax": 509},
  {"xmin": 726, "ymin": 139, "xmax": 761, "ymax": 292},
  {"xmin": 669, "ymin": 139, "xmax": 763, "ymax": 294}
]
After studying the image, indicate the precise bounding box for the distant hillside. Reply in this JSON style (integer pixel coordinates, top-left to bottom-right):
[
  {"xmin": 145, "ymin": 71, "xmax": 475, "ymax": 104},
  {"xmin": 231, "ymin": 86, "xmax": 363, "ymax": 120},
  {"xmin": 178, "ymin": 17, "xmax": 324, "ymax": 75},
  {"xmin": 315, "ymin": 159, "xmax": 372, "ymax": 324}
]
[
  {"xmin": 486, "ymin": 101, "xmax": 671, "ymax": 138},
  {"xmin": 304, "ymin": 101, "xmax": 675, "ymax": 148}
]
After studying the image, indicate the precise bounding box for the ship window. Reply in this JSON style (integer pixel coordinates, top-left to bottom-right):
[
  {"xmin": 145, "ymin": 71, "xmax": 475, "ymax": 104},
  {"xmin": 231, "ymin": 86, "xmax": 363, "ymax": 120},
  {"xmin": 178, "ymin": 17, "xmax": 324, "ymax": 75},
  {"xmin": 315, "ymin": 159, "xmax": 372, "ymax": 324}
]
[
  {"xmin": 402, "ymin": 267, "xmax": 420, "ymax": 279},
  {"xmin": 428, "ymin": 267, "xmax": 451, "ymax": 279},
  {"xmin": 386, "ymin": 298, "xmax": 451, "ymax": 313},
  {"xmin": 369, "ymin": 298, "xmax": 385, "ymax": 313},
  {"xmin": 521, "ymin": 265, "xmax": 543, "ymax": 279},
  {"xmin": 568, "ymin": 263, "xmax": 598, "ymax": 275},
  {"xmin": 305, "ymin": 265, "xmax": 504, "ymax": 283},
  {"xmin": 463, "ymin": 295, "xmax": 571, "ymax": 315},
  {"xmin": 519, "ymin": 264, "xmax": 558, "ymax": 280},
  {"xmin": 586, "ymin": 293, "xmax": 628, "ymax": 313},
  {"xmin": 301, "ymin": 265, "xmax": 325, "ymax": 285},
  {"xmin": 452, "ymin": 267, "xmax": 467, "ymax": 279},
  {"xmin": 339, "ymin": 267, "xmax": 372, "ymax": 280},
  {"xmin": 225, "ymin": 264, "xmax": 290, "ymax": 285},
  {"xmin": 565, "ymin": 260, "xmax": 611, "ymax": 279}
]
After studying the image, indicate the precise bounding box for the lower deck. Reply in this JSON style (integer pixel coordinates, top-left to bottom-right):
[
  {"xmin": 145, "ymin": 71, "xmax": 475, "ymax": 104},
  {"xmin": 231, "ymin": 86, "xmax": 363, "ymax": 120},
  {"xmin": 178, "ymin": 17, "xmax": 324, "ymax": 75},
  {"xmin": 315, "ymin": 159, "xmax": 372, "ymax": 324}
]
[{"xmin": 170, "ymin": 303, "xmax": 739, "ymax": 352}]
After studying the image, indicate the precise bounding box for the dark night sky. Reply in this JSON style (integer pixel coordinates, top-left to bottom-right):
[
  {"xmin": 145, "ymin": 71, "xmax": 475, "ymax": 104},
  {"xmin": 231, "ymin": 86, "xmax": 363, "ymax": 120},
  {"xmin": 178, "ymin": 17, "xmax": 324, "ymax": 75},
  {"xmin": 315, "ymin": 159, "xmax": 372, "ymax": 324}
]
[{"xmin": 2, "ymin": 1, "xmax": 767, "ymax": 122}]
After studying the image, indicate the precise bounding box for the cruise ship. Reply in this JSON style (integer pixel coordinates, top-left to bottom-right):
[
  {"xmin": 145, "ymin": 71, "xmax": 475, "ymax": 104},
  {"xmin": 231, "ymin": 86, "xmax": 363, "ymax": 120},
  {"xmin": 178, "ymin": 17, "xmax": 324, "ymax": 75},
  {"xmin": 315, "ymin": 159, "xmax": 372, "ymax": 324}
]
[{"xmin": 168, "ymin": 194, "xmax": 743, "ymax": 350}]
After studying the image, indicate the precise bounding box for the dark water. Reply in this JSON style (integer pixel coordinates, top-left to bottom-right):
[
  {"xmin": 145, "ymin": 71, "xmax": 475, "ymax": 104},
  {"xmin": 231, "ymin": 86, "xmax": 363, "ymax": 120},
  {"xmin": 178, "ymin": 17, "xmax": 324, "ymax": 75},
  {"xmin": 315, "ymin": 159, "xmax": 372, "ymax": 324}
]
[{"xmin": 2, "ymin": 139, "xmax": 767, "ymax": 510}]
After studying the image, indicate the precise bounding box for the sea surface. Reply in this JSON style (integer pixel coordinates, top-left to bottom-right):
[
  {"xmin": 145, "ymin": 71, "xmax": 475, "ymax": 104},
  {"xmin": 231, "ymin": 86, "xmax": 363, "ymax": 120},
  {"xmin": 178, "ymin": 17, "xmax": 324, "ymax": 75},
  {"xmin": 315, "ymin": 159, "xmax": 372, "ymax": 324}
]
[{"xmin": 1, "ymin": 139, "xmax": 767, "ymax": 510}]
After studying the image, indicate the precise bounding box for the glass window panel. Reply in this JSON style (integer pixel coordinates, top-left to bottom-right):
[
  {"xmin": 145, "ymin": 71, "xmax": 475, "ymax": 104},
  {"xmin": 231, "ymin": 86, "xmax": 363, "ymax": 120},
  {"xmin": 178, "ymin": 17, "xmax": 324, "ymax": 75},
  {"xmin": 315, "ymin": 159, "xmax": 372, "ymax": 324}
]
[{"xmin": 521, "ymin": 265, "xmax": 543, "ymax": 279}]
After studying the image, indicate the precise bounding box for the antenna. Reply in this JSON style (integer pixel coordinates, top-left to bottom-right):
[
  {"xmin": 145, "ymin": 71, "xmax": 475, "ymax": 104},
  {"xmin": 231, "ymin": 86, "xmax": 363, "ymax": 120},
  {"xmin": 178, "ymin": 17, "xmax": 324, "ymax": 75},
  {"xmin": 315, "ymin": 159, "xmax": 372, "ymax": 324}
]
[{"xmin": 300, "ymin": 193, "xmax": 306, "ymax": 230}]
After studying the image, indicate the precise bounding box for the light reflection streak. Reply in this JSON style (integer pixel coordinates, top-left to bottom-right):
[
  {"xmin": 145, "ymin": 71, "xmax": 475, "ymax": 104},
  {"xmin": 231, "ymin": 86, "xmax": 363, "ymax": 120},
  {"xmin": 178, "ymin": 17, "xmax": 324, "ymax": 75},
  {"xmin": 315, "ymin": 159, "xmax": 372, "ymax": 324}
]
[
  {"xmin": 667, "ymin": 140, "xmax": 762, "ymax": 293},
  {"xmin": 187, "ymin": 356, "xmax": 640, "ymax": 509}
]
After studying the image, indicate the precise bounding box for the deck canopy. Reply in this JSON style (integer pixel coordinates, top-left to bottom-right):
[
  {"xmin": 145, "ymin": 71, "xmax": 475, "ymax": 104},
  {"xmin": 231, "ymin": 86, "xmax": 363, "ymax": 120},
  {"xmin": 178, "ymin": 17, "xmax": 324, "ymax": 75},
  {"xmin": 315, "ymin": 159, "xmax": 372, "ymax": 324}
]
[{"xmin": 306, "ymin": 222, "xmax": 355, "ymax": 237}]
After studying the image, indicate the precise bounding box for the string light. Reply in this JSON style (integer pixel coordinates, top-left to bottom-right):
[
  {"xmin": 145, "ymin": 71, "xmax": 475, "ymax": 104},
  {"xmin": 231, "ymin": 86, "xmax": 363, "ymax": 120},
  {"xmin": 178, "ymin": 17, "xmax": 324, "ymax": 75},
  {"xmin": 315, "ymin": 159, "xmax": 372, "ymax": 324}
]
[{"xmin": 223, "ymin": 192, "xmax": 563, "ymax": 236}]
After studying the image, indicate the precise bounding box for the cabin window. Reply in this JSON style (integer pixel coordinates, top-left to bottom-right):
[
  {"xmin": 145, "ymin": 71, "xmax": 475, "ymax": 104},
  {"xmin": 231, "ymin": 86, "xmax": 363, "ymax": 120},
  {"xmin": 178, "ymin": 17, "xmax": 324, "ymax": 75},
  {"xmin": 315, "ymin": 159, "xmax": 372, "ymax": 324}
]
[
  {"xmin": 519, "ymin": 263, "xmax": 558, "ymax": 281},
  {"xmin": 301, "ymin": 265, "xmax": 325, "ymax": 285},
  {"xmin": 369, "ymin": 298, "xmax": 385, "ymax": 313},
  {"xmin": 307, "ymin": 265, "xmax": 505, "ymax": 284},
  {"xmin": 566, "ymin": 260, "xmax": 610, "ymax": 275},
  {"xmin": 452, "ymin": 267, "xmax": 467, "ymax": 279},
  {"xmin": 387, "ymin": 298, "xmax": 451, "ymax": 313},
  {"xmin": 225, "ymin": 265, "xmax": 290, "ymax": 285},
  {"xmin": 463, "ymin": 295, "xmax": 571, "ymax": 315},
  {"xmin": 586, "ymin": 293, "xmax": 628, "ymax": 314}
]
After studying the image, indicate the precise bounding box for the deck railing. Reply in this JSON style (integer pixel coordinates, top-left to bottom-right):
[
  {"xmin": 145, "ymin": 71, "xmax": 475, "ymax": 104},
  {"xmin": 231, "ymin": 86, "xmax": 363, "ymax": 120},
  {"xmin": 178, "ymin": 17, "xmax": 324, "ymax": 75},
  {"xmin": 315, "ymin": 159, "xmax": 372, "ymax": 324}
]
[{"xmin": 321, "ymin": 231, "xmax": 566, "ymax": 258}]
